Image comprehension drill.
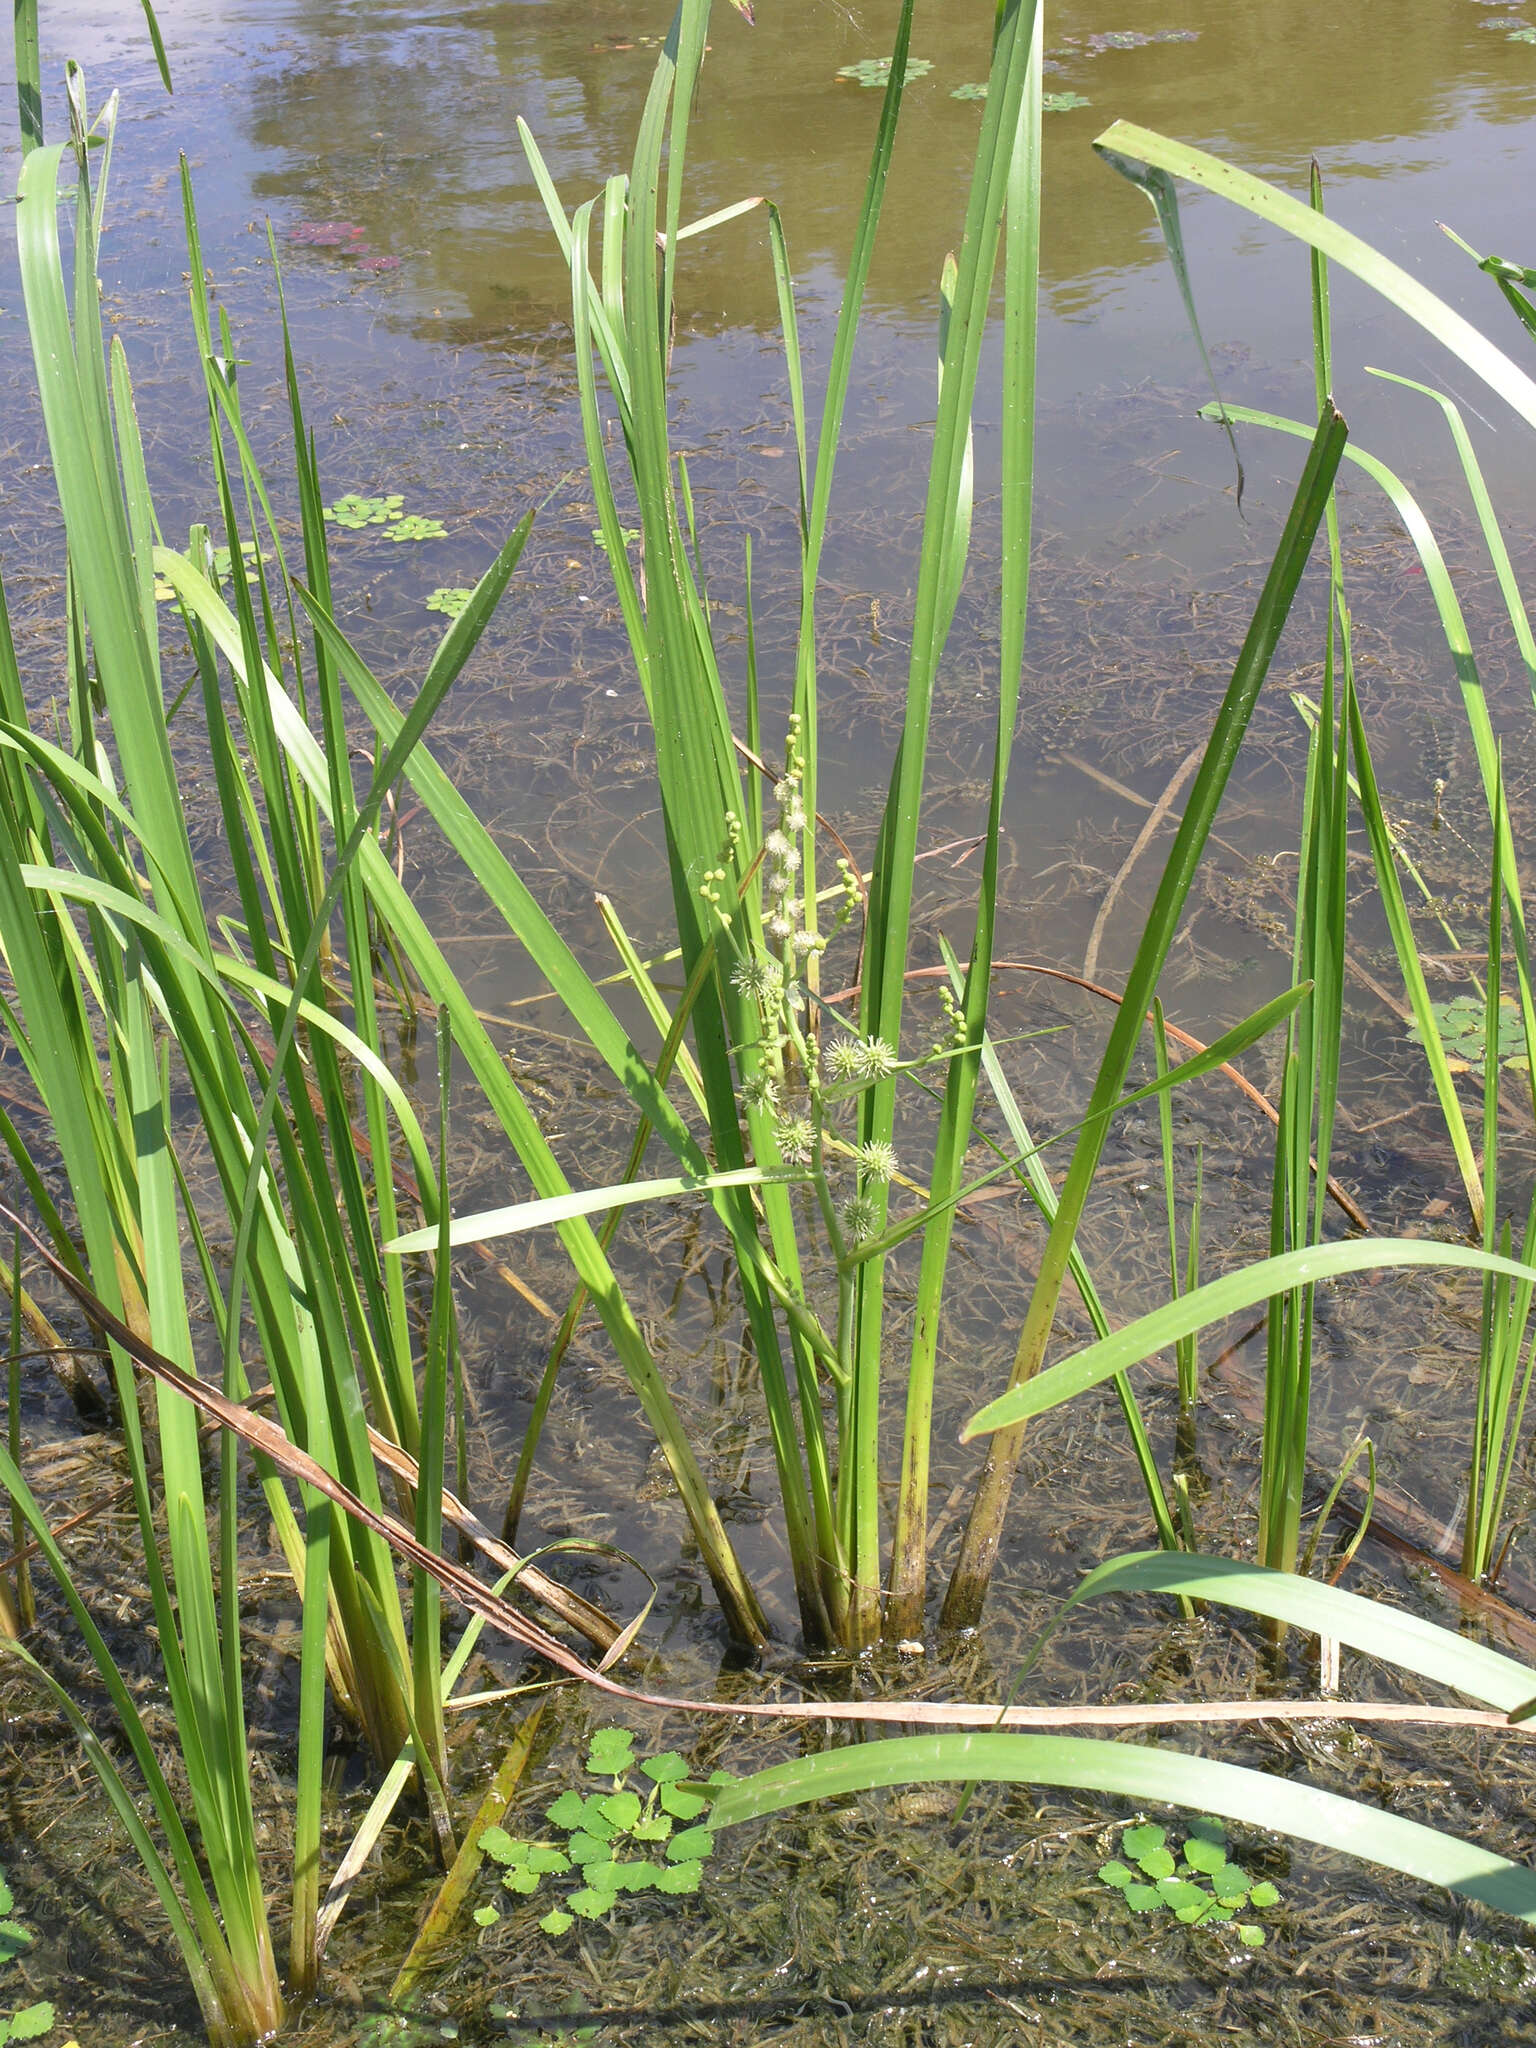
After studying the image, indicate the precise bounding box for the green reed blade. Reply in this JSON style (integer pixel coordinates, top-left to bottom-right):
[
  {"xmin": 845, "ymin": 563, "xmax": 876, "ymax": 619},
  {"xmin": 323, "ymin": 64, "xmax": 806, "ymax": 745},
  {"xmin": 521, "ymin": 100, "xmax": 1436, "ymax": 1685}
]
[
  {"xmin": 1095, "ymin": 122, "xmax": 1536, "ymax": 432},
  {"xmin": 709, "ymin": 1728, "xmax": 1536, "ymax": 1923},
  {"xmin": 964, "ymin": 1238, "xmax": 1536, "ymax": 1437},
  {"xmin": 942, "ymin": 402, "xmax": 1348, "ymax": 1627}
]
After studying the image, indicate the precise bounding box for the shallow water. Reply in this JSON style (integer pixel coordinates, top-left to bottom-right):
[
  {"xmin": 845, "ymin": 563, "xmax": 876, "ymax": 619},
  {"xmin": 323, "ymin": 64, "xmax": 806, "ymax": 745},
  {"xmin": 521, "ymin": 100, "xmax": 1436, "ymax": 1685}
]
[{"xmin": 3, "ymin": 1, "xmax": 1536, "ymax": 2041}]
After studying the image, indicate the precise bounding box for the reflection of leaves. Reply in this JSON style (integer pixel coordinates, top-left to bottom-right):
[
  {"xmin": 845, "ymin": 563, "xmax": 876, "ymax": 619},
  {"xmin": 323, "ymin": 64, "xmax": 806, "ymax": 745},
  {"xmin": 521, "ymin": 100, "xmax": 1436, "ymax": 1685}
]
[
  {"xmin": 1042, "ymin": 91, "xmax": 1093, "ymax": 111},
  {"xmin": 836, "ymin": 56, "xmax": 932, "ymax": 87}
]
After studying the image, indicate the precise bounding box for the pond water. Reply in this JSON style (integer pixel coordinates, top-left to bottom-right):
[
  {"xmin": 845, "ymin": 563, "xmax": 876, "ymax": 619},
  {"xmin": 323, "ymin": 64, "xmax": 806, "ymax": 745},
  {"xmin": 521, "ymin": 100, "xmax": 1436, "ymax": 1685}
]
[{"xmin": 4, "ymin": 2, "xmax": 1536, "ymax": 2043}]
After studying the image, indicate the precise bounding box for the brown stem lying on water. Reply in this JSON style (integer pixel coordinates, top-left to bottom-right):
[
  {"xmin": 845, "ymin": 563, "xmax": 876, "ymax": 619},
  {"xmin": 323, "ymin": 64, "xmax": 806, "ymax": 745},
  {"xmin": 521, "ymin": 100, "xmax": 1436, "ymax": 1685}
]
[{"xmin": 12, "ymin": 1204, "xmax": 1532, "ymax": 1747}]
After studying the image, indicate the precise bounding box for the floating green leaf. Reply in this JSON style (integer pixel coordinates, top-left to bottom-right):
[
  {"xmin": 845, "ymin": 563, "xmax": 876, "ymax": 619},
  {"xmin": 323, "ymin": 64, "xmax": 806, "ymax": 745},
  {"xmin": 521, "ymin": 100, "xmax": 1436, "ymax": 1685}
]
[
  {"xmin": 501, "ymin": 1866, "xmax": 541, "ymax": 1896},
  {"xmin": 565, "ymin": 1888, "xmax": 611, "ymax": 1921},
  {"xmin": 425, "ymin": 586, "xmax": 473, "ymax": 618},
  {"xmin": 639, "ymin": 1752, "xmax": 689, "ymax": 1784},
  {"xmin": 477, "ymin": 1826, "xmax": 520, "ymax": 1866},
  {"xmin": 1124, "ymin": 1882, "xmax": 1163, "ymax": 1912},
  {"xmin": 1121, "ymin": 1824, "xmax": 1165, "ymax": 1861},
  {"xmin": 0, "ymin": 1928, "xmax": 29, "ymax": 1966},
  {"xmin": 659, "ymin": 1783, "xmax": 708, "ymax": 1820},
  {"xmin": 653, "ymin": 1860, "xmax": 703, "ymax": 1895},
  {"xmin": 666, "ymin": 1827, "xmax": 715, "ymax": 1863},
  {"xmin": 322, "ymin": 492, "xmax": 402, "ymax": 527},
  {"xmin": 1238, "ymin": 1924, "xmax": 1267, "ymax": 1948},
  {"xmin": 471, "ymin": 1905, "xmax": 500, "ymax": 1928},
  {"xmin": 564, "ymin": 1831, "xmax": 613, "ymax": 1865},
  {"xmin": 1098, "ymin": 1860, "xmax": 1135, "ymax": 1888},
  {"xmin": 1, "ymin": 2009, "xmax": 52, "ymax": 2045},
  {"xmin": 1407, "ymin": 992, "xmax": 1527, "ymax": 1070},
  {"xmin": 545, "ymin": 1791, "xmax": 588, "ymax": 1830},
  {"xmin": 597, "ymin": 1790, "xmax": 642, "ymax": 1832},
  {"xmin": 538, "ymin": 1909, "xmax": 573, "ymax": 1937},
  {"xmin": 950, "ymin": 81, "xmax": 987, "ymax": 100},
  {"xmin": 836, "ymin": 56, "xmax": 932, "ymax": 87},
  {"xmin": 384, "ymin": 516, "xmax": 448, "ymax": 543},
  {"xmin": 1042, "ymin": 91, "xmax": 1093, "ymax": 111}
]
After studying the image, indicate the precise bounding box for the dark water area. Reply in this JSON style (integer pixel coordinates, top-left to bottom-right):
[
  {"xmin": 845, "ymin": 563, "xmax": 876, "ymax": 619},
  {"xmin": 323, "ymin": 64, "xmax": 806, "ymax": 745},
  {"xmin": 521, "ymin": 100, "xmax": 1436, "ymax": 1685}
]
[{"xmin": 4, "ymin": 2, "xmax": 1536, "ymax": 2043}]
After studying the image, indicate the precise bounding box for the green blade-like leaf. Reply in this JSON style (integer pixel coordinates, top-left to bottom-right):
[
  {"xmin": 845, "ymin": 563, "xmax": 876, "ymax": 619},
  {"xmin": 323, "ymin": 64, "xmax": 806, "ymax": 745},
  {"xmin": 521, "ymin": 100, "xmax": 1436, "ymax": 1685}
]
[
  {"xmin": 963, "ymin": 1239, "xmax": 1536, "ymax": 1437},
  {"xmin": 708, "ymin": 1732, "xmax": 1536, "ymax": 1922}
]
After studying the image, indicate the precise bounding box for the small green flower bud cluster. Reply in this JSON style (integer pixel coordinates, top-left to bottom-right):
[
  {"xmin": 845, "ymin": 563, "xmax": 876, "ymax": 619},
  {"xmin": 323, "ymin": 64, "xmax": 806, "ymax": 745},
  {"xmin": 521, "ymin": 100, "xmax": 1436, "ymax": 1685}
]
[{"xmin": 934, "ymin": 982, "xmax": 968, "ymax": 1057}]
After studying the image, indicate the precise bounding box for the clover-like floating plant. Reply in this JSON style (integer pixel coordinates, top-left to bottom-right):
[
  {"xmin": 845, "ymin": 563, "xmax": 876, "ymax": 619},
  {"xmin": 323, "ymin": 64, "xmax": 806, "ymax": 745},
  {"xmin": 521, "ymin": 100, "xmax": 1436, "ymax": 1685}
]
[
  {"xmin": 474, "ymin": 1729, "xmax": 729, "ymax": 1935},
  {"xmin": 385, "ymin": 515, "xmax": 448, "ymax": 543},
  {"xmin": 322, "ymin": 492, "xmax": 404, "ymax": 528},
  {"xmin": 1097, "ymin": 1819, "xmax": 1280, "ymax": 1947},
  {"xmin": 425, "ymin": 587, "xmax": 473, "ymax": 618},
  {"xmin": 836, "ymin": 56, "xmax": 931, "ymax": 87}
]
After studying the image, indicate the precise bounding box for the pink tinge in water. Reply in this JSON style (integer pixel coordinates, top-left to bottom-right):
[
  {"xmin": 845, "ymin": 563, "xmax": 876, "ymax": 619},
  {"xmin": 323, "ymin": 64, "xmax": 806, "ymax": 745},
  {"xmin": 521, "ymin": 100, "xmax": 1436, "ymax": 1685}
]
[
  {"xmin": 355, "ymin": 254, "xmax": 402, "ymax": 272},
  {"xmin": 288, "ymin": 220, "xmax": 366, "ymax": 247}
]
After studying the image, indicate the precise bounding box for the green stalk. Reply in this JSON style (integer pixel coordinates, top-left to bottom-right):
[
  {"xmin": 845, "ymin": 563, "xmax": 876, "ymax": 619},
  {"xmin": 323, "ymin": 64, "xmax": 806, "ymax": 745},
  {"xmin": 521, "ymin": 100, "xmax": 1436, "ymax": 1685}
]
[{"xmin": 884, "ymin": 0, "xmax": 1043, "ymax": 1640}]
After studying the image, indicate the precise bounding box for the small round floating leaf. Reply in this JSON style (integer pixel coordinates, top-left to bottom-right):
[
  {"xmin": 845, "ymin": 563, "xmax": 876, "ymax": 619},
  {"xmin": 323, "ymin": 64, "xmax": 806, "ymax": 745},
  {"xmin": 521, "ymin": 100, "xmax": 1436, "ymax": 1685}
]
[
  {"xmin": 633, "ymin": 1816, "xmax": 673, "ymax": 1842},
  {"xmin": 1238, "ymin": 1923, "xmax": 1267, "ymax": 1948},
  {"xmin": 526, "ymin": 1845, "xmax": 570, "ymax": 1874},
  {"xmin": 539, "ymin": 1909, "xmax": 574, "ymax": 1937},
  {"xmin": 950, "ymin": 81, "xmax": 987, "ymax": 99},
  {"xmin": 612, "ymin": 1859, "xmax": 667, "ymax": 1892},
  {"xmin": 640, "ymin": 1752, "xmax": 690, "ymax": 1785},
  {"xmin": 1042, "ymin": 90, "xmax": 1093, "ymax": 111},
  {"xmin": 1124, "ymin": 1883, "xmax": 1164, "ymax": 1912},
  {"xmin": 1121, "ymin": 1824, "xmax": 1166, "ymax": 1860},
  {"xmin": 472, "ymin": 1905, "xmax": 500, "ymax": 1928},
  {"xmin": 1211, "ymin": 1863, "xmax": 1251, "ymax": 1904},
  {"xmin": 545, "ymin": 1791, "xmax": 588, "ymax": 1831},
  {"xmin": 384, "ymin": 516, "xmax": 448, "ymax": 543},
  {"xmin": 597, "ymin": 1791, "xmax": 643, "ymax": 1833},
  {"xmin": 1183, "ymin": 1834, "xmax": 1228, "ymax": 1874},
  {"xmin": 1175, "ymin": 1901, "xmax": 1212, "ymax": 1923},
  {"xmin": 1248, "ymin": 1881, "xmax": 1281, "ymax": 1909},
  {"xmin": 654, "ymin": 1859, "xmax": 703, "ymax": 1895},
  {"xmin": 425, "ymin": 587, "xmax": 472, "ymax": 618},
  {"xmin": 1158, "ymin": 1879, "xmax": 1208, "ymax": 1913},
  {"xmin": 580, "ymin": 1860, "xmax": 623, "ymax": 1893},
  {"xmin": 477, "ymin": 1826, "xmax": 520, "ymax": 1865},
  {"xmin": 1097, "ymin": 1860, "xmax": 1135, "ymax": 1889},
  {"xmin": 565, "ymin": 1888, "xmax": 612, "ymax": 1921},
  {"xmin": 565, "ymin": 1832, "xmax": 615, "ymax": 1866},
  {"xmin": 6, "ymin": 2009, "xmax": 52, "ymax": 2042},
  {"xmin": 660, "ymin": 1784, "xmax": 708, "ymax": 1821},
  {"xmin": 666, "ymin": 1827, "xmax": 715, "ymax": 1863},
  {"xmin": 1204, "ymin": 1903, "xmax": 1234, "ymax": 1923},
  {"xmin": 501, "ymin": 1866, "xmax": 541, "ymax": 1895},
  {"xmin": 1136, "ymin": 1846, "xmax": 1176, "ymax": 1880}
]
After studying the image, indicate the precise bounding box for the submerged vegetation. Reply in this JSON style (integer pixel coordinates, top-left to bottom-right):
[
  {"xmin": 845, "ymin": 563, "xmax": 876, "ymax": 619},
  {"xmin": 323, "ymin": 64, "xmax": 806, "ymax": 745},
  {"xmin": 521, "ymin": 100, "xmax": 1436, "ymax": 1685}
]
[{"xmin": 3, "ymin": 0, "xmax": 1536, "ymax": 2040}]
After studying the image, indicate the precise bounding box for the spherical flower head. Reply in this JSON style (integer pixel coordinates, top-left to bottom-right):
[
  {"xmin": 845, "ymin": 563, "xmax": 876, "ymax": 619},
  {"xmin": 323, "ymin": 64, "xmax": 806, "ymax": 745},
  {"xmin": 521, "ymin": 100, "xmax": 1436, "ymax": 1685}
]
[
  {"xmin": 784, "ymin": 805, "xmax": 808, "ymax": 837},
  {"xmin": 774, "ymin": 1115, "xmax": 816, "ymax": 1166},
  {"xmin": 853, "ymin": 1034, "xmax": 898, "ymax": 1081},
  {"xmin": 853, "ymin": 1139, "xmax": 898, "ymax": 1184},
  {"xmin": 839, "ymin": 1194, "xmax": 880, "ymax": 1245},
  {"xmin": 741, "ymin": 1069, "xmax": 779, "ymax": 1113},
  {"xmin": 773, "ymin": 776, "xmax": 797, "ymax": 809},
  {"xmin": 763, "ymin": 829, "xmax": 793, "ymax": 862},
  {"xmin": 768, "ymin": 912, "xmax": 795, "ymax": 944},
  {"xmin": 730, "ymin": 955, "xmax": 783, "ymax": 1006},
  {"xmin": 825, "ymin": 1035, "xmax": 864, "ymax": 1081}
]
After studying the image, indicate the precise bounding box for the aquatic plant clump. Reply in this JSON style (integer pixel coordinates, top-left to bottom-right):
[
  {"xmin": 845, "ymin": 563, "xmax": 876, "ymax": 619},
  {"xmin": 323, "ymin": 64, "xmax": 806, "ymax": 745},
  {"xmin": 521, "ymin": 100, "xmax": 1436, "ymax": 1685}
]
[
  {"xmin": 1097, "ymin": 1818, "xmax": 1280, "ymax": 1945},
  {"xmin": 472, "ymin": 1730, "xmax": 729, "ymax": 1935}
]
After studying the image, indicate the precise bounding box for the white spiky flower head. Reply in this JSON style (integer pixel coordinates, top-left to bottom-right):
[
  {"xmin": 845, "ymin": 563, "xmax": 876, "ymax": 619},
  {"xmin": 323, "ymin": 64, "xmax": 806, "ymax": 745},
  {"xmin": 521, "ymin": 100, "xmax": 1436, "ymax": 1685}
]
[
  {"xmin": 853, "ymin": 1139, "xmax": 898, "ymax": 1184},
  {"xmin": 774, "ymin": 1115, "xmax": 816, "ymax": 1166},
  {"xmin": 730, "ymin": 956, "xmax": 783, "ymax": 1005}
]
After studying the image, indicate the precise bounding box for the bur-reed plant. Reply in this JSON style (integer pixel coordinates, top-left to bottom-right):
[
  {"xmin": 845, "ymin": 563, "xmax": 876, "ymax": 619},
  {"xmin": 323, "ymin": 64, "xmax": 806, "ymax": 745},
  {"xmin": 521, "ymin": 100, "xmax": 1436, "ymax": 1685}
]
[{"xmin": 494, "ymin": 0, "xmax": 1346, "ymax": 1653}]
